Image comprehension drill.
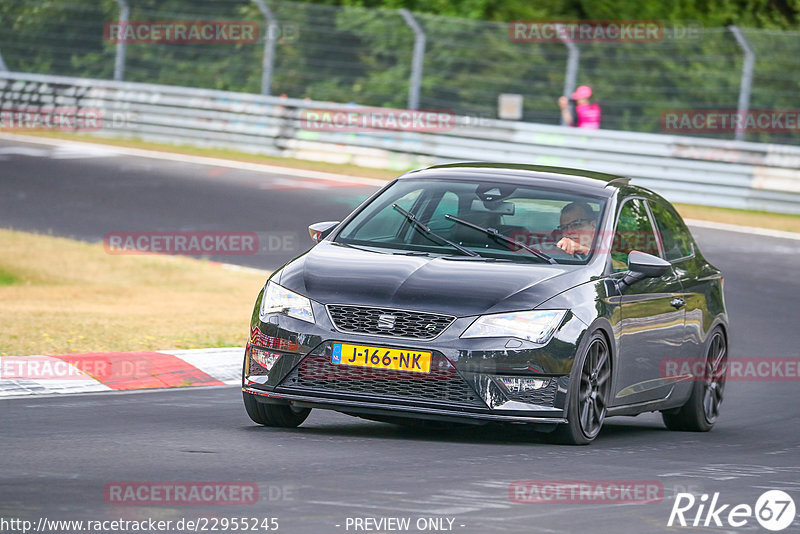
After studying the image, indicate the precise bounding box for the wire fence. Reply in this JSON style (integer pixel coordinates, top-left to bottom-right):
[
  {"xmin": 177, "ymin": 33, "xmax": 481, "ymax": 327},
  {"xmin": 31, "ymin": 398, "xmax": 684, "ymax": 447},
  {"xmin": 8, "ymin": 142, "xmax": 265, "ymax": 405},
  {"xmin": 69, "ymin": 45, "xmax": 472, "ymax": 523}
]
[{"xmin": 1, "ymin": 0, "xmax": 799, "ymax": 144}]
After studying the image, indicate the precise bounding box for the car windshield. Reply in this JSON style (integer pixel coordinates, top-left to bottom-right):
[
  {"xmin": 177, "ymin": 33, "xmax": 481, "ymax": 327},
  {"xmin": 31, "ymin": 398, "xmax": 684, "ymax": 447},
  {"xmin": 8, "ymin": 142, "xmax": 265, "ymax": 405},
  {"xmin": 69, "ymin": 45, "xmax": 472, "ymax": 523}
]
[{"xmin": 335, "ymin": 178, "xmax": 606, "ymax": 264}]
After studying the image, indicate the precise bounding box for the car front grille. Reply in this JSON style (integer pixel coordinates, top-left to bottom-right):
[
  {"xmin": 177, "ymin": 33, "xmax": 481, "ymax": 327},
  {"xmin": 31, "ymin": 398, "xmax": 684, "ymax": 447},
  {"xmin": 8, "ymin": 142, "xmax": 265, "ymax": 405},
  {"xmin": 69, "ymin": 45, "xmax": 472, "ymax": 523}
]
[
  {"xmin": 278, "ymin": 353, "xmax": 484, "ymax": 407},
  {"xmin": 326, "ymin": 305, "xmax": 455, "ymax": 340}
]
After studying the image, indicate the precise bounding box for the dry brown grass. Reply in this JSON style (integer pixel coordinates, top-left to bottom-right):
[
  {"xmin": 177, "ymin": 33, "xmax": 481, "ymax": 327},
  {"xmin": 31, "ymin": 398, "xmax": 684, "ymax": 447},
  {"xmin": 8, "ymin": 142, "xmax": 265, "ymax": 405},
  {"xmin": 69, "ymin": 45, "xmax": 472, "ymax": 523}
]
[
  {"xmin": 674, "ymin": 203, "xmax": 800, "ymax": 233},
  {"xmin": 0, "ymin": 229, "xmax": 267, "ymax": 356}
]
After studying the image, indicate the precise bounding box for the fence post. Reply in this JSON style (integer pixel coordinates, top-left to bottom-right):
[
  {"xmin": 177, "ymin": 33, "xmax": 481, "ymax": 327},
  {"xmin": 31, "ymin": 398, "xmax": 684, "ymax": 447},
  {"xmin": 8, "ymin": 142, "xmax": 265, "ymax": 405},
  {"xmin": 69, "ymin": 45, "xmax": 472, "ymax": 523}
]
[
  {"xmin": 113, "ymin": 0, "xmax": 129, "ymax": 81},
  {"xmin": 253, "ymin": 0, "xmax": 278, "ymax": 95},
  {"xmin": 557, "ymin": 24, "xmax": 579, "ymax": 126},
  {"xmin": 0, "ymin": 49, "xmax": 8, "ymax": 71},
  {"xmin": 728, "ymin": 25, "xmax": 755, "ymax": 142},
  {"xmin": 399, "ymin": 9, "xmax": 426, "ymax": 110}
]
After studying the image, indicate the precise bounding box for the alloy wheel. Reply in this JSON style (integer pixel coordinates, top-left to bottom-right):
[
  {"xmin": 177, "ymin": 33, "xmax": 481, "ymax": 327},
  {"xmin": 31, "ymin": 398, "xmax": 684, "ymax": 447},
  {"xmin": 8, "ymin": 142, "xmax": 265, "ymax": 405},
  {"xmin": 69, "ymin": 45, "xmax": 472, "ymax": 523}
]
[
  {"xmin": 579, "ymin": 337, "xmax": 611, "ymax": 439},
  {"xmin": 702, "ymin": 332, "xmax": 727, "ymax": 424}
]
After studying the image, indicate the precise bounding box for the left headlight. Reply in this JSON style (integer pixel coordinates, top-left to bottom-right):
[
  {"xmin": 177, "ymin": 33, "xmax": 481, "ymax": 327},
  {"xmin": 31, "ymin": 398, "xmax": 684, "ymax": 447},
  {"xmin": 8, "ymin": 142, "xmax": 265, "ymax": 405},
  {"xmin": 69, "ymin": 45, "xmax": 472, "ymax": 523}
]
[
  {"xmin": 259, "ymin": 281, "xmax": 315, "ymax": 323},
  {"xmin": 461, "ymin": 309, "xmax": 567, "ymax": 344}
]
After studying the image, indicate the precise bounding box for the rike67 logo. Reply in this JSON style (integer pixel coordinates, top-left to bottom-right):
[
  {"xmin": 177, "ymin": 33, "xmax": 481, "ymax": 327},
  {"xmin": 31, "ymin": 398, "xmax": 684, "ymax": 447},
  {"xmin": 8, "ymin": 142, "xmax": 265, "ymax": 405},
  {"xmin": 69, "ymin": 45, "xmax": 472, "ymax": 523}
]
[{"xmin": 668, "ymin": 490, "xmax": 796, "ymax": 531}]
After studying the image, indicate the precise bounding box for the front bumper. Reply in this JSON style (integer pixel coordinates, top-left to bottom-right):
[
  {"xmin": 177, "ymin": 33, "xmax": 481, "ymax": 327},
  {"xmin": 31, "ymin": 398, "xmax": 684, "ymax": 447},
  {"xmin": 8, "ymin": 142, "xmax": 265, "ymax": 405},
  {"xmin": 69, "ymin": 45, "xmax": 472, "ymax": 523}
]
[
  {"xmin": 244, "ymin": 299, "xmax": 588, "ymax": 423},
  {"xmin": 244, "ymin": 386, "xmax": 567, "ymax": 425}
]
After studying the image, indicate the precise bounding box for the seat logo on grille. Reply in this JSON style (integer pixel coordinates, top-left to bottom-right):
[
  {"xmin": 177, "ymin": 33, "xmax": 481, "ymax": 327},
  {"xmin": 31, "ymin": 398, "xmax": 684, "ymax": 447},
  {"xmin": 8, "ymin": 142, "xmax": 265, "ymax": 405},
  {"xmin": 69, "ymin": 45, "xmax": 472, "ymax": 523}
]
[{"xmin": 377, "ymin": 314, "xmax": 396, "ymax": 330}]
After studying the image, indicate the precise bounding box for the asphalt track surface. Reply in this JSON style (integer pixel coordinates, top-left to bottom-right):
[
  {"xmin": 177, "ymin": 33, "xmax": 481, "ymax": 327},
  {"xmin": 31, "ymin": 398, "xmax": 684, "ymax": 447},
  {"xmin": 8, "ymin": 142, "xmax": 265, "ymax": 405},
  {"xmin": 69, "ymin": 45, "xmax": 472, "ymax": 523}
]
[{"xmin": 1, "ymin": 138, "xmax": 799, "ymax": 533}]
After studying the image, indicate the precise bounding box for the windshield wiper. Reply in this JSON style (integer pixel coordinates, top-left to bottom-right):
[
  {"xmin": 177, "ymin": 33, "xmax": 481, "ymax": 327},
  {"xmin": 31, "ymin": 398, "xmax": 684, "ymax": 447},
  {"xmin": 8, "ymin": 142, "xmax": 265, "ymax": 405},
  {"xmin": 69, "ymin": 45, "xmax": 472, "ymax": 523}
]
[
  {"xmin": 392, "ymin": 204, "xmax": 479, "ymax": 258},
  {"xmin": 445, "ymin": 214, "xmax": 556, "ymax": 264}
]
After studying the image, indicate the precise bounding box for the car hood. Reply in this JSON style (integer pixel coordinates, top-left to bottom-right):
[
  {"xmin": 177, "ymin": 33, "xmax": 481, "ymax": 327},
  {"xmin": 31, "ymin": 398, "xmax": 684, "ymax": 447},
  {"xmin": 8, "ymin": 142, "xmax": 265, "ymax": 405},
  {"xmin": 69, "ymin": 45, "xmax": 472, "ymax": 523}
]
[{"xmin": 277, "ymin": 242, "xmax": 590, "ymax": 317}]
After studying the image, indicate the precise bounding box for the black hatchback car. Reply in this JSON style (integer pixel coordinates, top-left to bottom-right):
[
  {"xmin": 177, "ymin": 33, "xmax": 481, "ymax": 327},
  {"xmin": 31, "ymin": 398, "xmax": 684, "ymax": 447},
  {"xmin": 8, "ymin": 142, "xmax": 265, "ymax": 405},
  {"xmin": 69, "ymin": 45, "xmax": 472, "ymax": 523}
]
[{"xmin": 242, "ymin": 163, "xmax": 728, "ymax": 444}]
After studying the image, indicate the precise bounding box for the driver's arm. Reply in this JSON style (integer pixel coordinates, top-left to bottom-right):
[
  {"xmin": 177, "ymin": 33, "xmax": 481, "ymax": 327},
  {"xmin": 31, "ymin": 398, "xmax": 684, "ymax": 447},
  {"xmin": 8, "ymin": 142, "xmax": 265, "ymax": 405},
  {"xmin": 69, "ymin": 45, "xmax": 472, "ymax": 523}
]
[{"xmin": 556, "ymin": 237, "xmax": 591, "ymax": 256}]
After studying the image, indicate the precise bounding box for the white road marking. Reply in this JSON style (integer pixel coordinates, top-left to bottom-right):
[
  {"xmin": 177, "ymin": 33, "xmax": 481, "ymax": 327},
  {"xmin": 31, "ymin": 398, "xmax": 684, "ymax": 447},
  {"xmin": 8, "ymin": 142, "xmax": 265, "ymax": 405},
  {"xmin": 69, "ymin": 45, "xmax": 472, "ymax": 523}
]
[
  {"xmin": 0, "ymin": 143, "xmax": 116, "ymax": 159},
  {"xmin": 50, "ymin": 144, "xmax": 118, "ymax": 159},
  {"xmin": 0, "ymin": 132, "xmax": 388, "ymax": 187},
  {"xmin": 0, "ymin": 146, "xmax": 53, "ymax": 157},
  {"xmin": 686, "ymin": 218, "xmax": 800, "ymax": 241},
  {"xmin": 162, "ymin": 347, "xmax": 244, "ymax": 385}
]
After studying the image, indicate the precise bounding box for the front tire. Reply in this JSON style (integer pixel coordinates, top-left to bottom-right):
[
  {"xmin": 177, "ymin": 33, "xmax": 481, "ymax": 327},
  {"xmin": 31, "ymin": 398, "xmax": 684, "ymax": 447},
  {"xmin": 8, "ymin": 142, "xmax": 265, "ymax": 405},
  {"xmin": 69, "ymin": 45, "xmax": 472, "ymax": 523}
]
[
  {"xmin": 662, "ymin": 328, "xmax": 727, "ymax": 432},
  {"xmin": 548, "ymin": 332, "xmax": 612, "ymax": 445},
  {"xmin": 243, "ymin": 391, "xmax": 311, "ymax": 427}
]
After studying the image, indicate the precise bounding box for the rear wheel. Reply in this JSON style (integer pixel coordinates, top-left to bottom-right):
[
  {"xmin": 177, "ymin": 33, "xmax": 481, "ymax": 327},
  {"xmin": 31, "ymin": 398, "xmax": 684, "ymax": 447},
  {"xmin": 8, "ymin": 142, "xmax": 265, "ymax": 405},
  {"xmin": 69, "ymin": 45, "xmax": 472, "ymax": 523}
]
[
  {"xmin": 548, "ymin": 332, "xmax": 611, "ymax": 445},
  {"xmin": 662, "ymin": 328, "xmax": 727, "ymax": 432},
  {"xmin": 243, "ymin": 391, "xmax": 311, "ymax": 428}
]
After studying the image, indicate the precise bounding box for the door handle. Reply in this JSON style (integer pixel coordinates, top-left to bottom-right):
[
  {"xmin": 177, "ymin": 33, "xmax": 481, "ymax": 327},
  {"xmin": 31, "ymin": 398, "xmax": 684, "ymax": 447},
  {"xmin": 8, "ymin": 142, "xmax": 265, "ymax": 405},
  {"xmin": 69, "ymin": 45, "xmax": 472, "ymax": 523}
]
[{"xmin": 670, "ymin": 297, "xmax": 686, "ymax": 309}]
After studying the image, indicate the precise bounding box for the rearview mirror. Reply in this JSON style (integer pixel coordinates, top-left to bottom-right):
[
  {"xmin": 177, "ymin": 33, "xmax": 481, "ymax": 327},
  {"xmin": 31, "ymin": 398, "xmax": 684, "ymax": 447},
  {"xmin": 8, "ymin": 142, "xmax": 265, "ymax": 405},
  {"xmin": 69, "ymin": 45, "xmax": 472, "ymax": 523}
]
[
  {"xmin": 308, "ymin": 221, "xmax": 339, "ymax": 243},
  {"xmin": 618, "ymin": 251, "xmax": 671, "ymax": 291},
  {"xmin": 470, "ymin": 199, "xmax": 515, "ymax": 215}
]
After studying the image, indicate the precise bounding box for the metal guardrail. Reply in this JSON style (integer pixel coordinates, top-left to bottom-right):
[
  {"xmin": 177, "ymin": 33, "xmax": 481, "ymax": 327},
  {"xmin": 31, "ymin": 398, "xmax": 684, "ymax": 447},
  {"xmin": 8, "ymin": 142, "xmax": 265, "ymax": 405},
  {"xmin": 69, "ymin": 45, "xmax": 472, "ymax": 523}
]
[
  {"xmin": 2, "ymin": 71, "xmax": 799, "ymax": 214},
  {"xmin": 5, "ymin": 1, "xmax": 800, "ymax": 145}
]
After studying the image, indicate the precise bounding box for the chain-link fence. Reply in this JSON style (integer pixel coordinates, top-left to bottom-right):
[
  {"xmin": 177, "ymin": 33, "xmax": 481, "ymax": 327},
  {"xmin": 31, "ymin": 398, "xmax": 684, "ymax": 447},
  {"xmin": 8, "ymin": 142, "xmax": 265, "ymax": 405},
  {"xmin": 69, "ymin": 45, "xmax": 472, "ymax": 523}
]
[{"xmin": 1, "ymin": 0, "xmax": 798, "ymax": 144}]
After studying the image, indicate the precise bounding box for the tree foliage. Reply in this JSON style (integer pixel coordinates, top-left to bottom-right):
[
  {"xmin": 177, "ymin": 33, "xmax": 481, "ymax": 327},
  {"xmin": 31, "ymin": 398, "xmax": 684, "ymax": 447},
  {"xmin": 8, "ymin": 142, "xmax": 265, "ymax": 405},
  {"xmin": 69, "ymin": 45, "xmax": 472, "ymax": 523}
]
[{"xmin": 1, "ymin": 0, "xmax": 798, "ymax": 142}]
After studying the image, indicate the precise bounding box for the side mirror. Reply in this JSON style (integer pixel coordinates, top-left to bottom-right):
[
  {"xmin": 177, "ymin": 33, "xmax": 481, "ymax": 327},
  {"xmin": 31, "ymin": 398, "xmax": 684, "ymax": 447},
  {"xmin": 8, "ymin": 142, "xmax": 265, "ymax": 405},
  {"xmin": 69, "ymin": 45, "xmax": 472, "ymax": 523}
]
[
  {"xmin": 618, "ymin": 250, "xmax": 670, "ymax": 290},
  {"xmin": 308, "ymin": 221, "xmax": 339, "ymax": 243}
]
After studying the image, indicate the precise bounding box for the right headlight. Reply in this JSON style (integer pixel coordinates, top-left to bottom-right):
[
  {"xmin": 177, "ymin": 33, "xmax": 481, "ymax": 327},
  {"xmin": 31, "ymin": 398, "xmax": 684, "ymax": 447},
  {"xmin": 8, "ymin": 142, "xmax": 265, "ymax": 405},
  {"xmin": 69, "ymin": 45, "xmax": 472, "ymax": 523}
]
[
  {"xmin": 460, "ymin": 309, "xmax": 567, "ymax": 344},
  {"xmin": 259, "ymin": 281, "xmax": 315, "ymax": 323}
]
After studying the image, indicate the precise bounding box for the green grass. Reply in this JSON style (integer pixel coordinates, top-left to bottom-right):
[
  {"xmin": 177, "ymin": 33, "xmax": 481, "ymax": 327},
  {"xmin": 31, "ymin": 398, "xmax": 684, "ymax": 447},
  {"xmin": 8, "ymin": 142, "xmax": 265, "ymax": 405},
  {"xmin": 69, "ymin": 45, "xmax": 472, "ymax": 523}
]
[{"xmin": 0, "ymin": 267, "xmax": 17, "ymax": 286}]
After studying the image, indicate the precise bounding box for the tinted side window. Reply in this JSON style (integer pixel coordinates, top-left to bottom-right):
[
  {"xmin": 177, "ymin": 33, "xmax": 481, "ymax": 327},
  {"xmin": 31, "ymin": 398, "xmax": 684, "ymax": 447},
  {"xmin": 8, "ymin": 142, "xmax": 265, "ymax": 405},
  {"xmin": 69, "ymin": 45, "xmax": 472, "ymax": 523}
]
[
  {"xmin": 611, "ymin": 198, "xmax": 660, "ymax": 271},
  {"xmin": 649, "ymin": 201, "xmax": 694, "ymax": 261}
]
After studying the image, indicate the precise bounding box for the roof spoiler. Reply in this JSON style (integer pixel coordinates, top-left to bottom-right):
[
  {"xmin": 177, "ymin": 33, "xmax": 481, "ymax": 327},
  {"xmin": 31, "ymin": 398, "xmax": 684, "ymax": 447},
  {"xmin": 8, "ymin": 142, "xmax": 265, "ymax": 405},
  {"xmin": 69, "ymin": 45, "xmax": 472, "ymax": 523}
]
[{"xmin": 605, "ymin": 177, "xmax": 631, "ymax": 187}]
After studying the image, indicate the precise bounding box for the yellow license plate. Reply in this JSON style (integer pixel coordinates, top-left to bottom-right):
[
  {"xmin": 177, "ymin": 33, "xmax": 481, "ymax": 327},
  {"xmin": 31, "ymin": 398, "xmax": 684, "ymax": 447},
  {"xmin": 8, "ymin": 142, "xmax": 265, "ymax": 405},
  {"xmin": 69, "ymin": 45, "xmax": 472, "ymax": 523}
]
[{"xmin": 331, "ymin": 343, "xmax": 431, "ymax": 373}]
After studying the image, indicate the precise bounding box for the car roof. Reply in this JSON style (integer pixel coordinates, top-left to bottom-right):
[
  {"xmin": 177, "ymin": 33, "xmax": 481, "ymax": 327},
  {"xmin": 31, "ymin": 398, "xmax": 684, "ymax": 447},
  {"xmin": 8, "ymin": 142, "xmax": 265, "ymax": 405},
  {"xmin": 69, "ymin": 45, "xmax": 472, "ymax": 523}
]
[{"xmin": 399, "ymin": 162, "xmax": 646, "ymax": 198}]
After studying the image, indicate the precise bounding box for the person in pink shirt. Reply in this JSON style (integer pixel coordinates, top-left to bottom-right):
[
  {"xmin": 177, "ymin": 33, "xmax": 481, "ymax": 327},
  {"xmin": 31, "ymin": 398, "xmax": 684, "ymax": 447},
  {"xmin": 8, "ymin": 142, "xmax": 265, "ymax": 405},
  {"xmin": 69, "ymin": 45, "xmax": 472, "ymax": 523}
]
[{"xmin": 558, "ymin": 85, "xmax": 601, "ymax": 129}]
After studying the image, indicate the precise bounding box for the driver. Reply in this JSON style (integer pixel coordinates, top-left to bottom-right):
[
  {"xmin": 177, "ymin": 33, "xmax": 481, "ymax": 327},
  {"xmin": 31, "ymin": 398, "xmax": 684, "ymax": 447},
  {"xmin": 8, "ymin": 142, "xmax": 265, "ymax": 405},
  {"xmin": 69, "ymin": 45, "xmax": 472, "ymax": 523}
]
[{"xmin": 555, "ymin": 202, "xmax": 596, "ymax": 257}]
